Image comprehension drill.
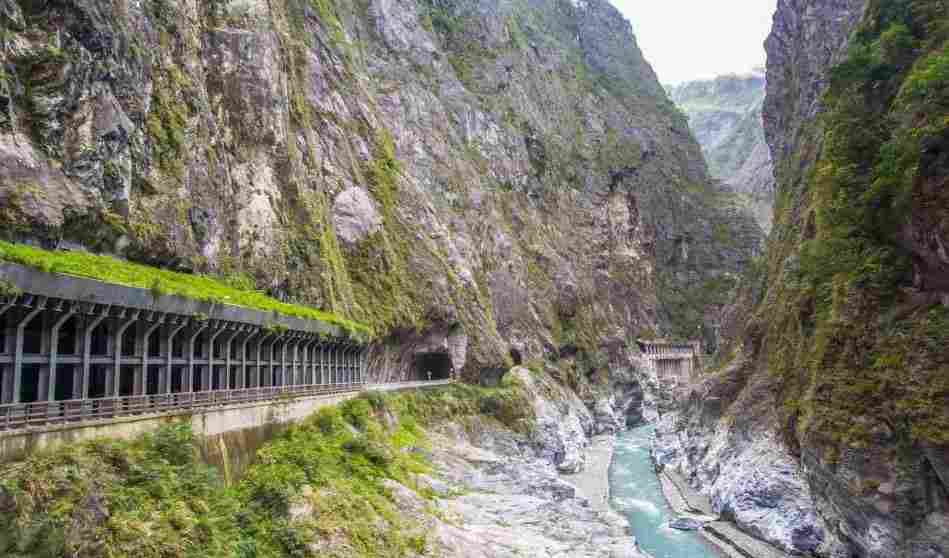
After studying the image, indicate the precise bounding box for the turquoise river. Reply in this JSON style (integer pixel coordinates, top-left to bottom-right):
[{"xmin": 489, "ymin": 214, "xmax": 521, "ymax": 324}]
[{"xmin": 609, "ymin": 425, "xmax": 721, "ymax": 558}]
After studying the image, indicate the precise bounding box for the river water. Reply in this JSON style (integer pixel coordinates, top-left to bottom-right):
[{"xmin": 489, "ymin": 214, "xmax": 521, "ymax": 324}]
[{"xmin": 609, "ymin": 425, "xmax": 721, "ymax": 558}]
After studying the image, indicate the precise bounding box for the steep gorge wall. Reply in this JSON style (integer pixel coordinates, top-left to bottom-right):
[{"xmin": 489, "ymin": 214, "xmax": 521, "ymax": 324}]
[
  {"xmin": 670, "ymin": 71, "xmax": 775, "ymax": 232},
  {"xmin": 657, "ymin": 1, "xmax": 949, "ymax": 556},
  {"xmin": 0, "ymin": 0, "xmax": 759, "ymax": 394}
]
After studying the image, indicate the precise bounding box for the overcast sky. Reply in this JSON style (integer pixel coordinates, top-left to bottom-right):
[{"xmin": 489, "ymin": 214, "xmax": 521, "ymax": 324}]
[{"xmin": 612, "ymin": 0, "xmax": 779, "ymax": 85}]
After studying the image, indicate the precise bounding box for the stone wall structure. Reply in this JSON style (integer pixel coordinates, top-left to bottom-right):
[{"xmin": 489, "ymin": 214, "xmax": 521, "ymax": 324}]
[{"xmin": 637, "ymin": 339, "xmax": 700, "ymax": 400}]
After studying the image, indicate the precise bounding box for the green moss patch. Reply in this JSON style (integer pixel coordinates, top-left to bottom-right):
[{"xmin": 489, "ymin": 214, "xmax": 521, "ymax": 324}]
[
  {"xmin": 0, "ymin": 241, "xmax": 371, "ymax": 337},
  {"xmin": 750, "ymin": 0, "xmax": 949, "ymax": 451}
]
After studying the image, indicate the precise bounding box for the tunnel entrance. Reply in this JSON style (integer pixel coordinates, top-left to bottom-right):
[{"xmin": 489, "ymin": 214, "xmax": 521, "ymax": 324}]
[
  {"xmin": 509, "ymin": 348, "xmax": 523, "ymax": 366},
  {"xmin": 414, "ymin": 352, "xmax": 452, "ymax": 381}
]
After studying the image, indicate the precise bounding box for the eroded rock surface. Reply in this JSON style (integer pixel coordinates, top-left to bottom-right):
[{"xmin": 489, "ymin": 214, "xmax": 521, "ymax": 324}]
[
  {"xmin": 669, "ymin": 71, "xmax": 775, "ymax": 232},
  {"xmin": 419, "ymin": 418, "xmax": 647, "ymax": 558},
  {"xmin": 0, "ymin": 0, "xmax": 760, "ymax": 385},
  {"xmin": 657, "ymin": 1, "xmax": 949, "ymax": 557}
]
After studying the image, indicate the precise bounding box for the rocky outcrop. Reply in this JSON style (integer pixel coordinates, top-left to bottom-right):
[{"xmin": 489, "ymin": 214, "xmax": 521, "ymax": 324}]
[
  {"xmin": 654, "ymin": 376, "xmax": 842, "ymax": 554},
  {"xmin": 331, "ymin": 187, "xmax": 383, "ymax": 246},
  {"xmin": 658, "ymin": 1, "xmax": 949, "ymax": 557},
  {"xmin": 762, "ymin": 0, "xmax": 867, "ymax": 171},
  {"xmin": 0, "ymin": 0, "xmax": 759, "ymax": 388},
  {"xmin": 514, "ymin": 367, "xmax": 594, "ymax": 473},
  {"xmin": 669, "ymin": 70, "xmax": 775, "ymax": 232},
  {"xmin": 417, "ymin": 420, "xmax": 647, "ymax": 558}
]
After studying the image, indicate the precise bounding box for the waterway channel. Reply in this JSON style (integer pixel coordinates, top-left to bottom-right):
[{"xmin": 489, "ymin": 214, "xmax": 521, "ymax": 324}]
[{"xmin": 609, "ymin": 425, "xmax": 721, "ymax": 558}]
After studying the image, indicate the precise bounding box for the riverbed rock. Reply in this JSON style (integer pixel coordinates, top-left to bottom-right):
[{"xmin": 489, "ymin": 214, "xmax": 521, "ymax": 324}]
[
  {"xmin": 426, "ymin": 420, "xmax": 649, "ymax": 558},
  {"xmin": 507, "ymin": 367, "xmax": 594, "ymax": 474},
  {"xmin": 668, "ymin": 517, "xmax": 703, "ymax": 531}
]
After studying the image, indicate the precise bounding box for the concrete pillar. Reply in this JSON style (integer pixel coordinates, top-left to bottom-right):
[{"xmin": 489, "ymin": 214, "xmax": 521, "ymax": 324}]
[
  {"xmin": 222, "ymin": 326, "xmax": 240, "ymax": 390},
  {"xmin": 272, "ymin": 334, "xmax": 289, "ymax": 387},
  {"xmin": 355, "ymin": 348, "xmax": 362, "ymax": 384},
  {"xmin": 301, "ymin": 339, "xmax": 310, "ymax": 386},
  {"xmin": 239, "ymin": 328, "xmax": 258, "ymax": 390},
  {"xmin": 266, "ymin": 334, "xmax": 278, "ymax": 387},
  {"xmin": 166, "ymin": 320, "xmax": 187, "ymax": 394},
  {"xmin": 319, "ymin": 344, "xmax": 326, "ymax": 386},
  {"xmin": 140, "ymin": 315, "xmax": 164, "ymax": 395},
  {"xmin": 254, "ymin": 332, "xmax": 271, "ymax": 388},
  {"xmin": 132, "ymin": 323, "xmax": 145, "ymax": 396},
  {"xmin": 187, "ymin": 322, "xmax": 208, "ymax": 394},
  {"xmin": 204, "ymin": 324, "xmax": 225, "ymax": 391},
  {"xmin": 36, "ymin": 308, "xmax": 52, "ymax": 403},
  {"xmin": 313, "ymin": 337, "xmax": 323, "ymax": 385},
  {"xmin": 48, "ymin": 306, "xmax": 77, "ymax": 402},
  {"xmin": 257, "ymin": 332, "xmax": 271, "ymax": 388},
  {"xmin": 279, "ymin": 335, "xmax": 287, "ymax": 388},
  {"xmin": 353, "ymin": 345, "xmax": 361, "ymax": 384},
  {"xmin": 112, "ymin": 311, "xmax": 139, "ymax": 397},
  {"xmin": 71, "ymin": 312, "xmax": 86, "ymax": 400},
  {"xmin": 347, "ymin": 346, "xmax": 352, "ymax": 385},
  {"xmin": 292, "ymin": 335, "xmax": 300, "ymax": 386},
  {"xmin": 344, "ymin": 347, "xmax": 351, "ymax": 385},
  {"xmin": 13, "ymin": 297, "xmax": 47, "ymax": 404},
  {"xmin": 328, "ymin": 345, "xmax": 335, "ymax": 386},
  {"xmin": 0, "ymin": 303, "xmax": 13, "ymax": 401},
  {"xmin": 81, "ymin": 310, "xmax": 109, "ymax": 400},
  {"xmin": 288, "ymin": 334, "xmax": 297, "ymax": 386},
  {"xmin": 299, "ymin": 340, "xmax": 308, "ymax": 386},
  {"xmin": 344, "ymin": 346, "xmax": 350, "ymax": 385},
  {"xmin": 354, "ymin": 347, "xmax": 361, "ymax": 384},
  {"xmin": 305, "ymin": 340, "xmax": 316, "ymax": 385},
  {"xmin": 352, "ymin": 347, "xmax": 358, "ymax": 384},
  {"xmin": 338, "ymin": 345, "xmax": 344, "ymax": 386}
]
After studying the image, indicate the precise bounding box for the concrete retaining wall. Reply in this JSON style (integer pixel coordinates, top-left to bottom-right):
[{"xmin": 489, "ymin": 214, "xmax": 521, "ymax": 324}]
[{"xmin": 0, "ymin": 391, "xmax": 360, "ymax": 482}]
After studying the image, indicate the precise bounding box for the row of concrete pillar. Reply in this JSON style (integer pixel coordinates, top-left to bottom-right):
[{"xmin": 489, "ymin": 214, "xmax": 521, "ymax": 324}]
[
  {"xmin": 652, "ymin": 356, "xmax": 696, "ymax": 385},
  {"xmin": 0, "ymin": 295, "xmax": 366, "ymax": 406},
  {"xmin": 641, "ymin": 343, "xmax": 696, "ymax": 358}
]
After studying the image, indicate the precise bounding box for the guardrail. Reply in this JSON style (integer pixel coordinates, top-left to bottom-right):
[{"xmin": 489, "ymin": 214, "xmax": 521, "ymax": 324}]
[
  {"xmin": 0, "ymin": 380, "xmax": 455, "ymax": 432},
  {"xmin": 365, "ymin": 379, "xmax": 454, "ymax": 392}
]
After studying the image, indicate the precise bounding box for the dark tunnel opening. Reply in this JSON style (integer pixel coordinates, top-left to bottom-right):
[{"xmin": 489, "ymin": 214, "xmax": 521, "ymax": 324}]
[
  {"xmin": 509, "ymin": 348, "xmax": 523, "ymax": 366},
  {"xmin": 415, "ymin": 352, "xmax": 453, "ymax": 381}
]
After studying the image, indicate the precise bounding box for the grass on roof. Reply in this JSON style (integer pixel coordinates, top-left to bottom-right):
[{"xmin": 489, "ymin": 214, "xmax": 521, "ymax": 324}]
[{"xmin": 0, "ymin": 241, "xmax": 372, "ymax": 337}]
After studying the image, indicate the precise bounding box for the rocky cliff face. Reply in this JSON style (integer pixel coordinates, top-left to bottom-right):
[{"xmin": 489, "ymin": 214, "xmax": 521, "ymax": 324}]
[
  {"xmin": 669, "ymin": 71, "xmax": 775, "ymax": 232},
  {"xmin": 0, "ymin": 0, "xmax": 758, "ymax": 394},
  {"xmin": 657, "ymin": 1, "xmax": 949, "ymax": 556}
]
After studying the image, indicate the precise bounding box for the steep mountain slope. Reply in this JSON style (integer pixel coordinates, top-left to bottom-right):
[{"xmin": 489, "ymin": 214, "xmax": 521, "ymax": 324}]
[
  {"xmin": 657, "ymin": 1, "xmax": 949, "ymax": 556},
  {"xmin": 0, "ymin": 0, "xmax": 759, "ymax": 400},
  {"xmin": 670, "ymin": 71, "xmax": 775, "ymax": 232}
]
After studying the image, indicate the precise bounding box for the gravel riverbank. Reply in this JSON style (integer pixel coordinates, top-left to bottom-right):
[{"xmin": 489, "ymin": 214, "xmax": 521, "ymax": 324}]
[{"xmin": 561, "ymin": 435, "xmax": 616, "ymax": 512}]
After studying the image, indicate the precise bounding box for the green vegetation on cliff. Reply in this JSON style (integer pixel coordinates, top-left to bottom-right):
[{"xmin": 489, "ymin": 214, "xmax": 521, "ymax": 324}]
[
  {"xmin": 0, "ymin": 380, "xmax": 533, "ymax": 557},
  {"xmin": 0, "ymin": 241, "xmax": 371, "ymax": 337},
  {"xmin": 759, "ymin": 0, "xmax": 949, "ymax": 450}
]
